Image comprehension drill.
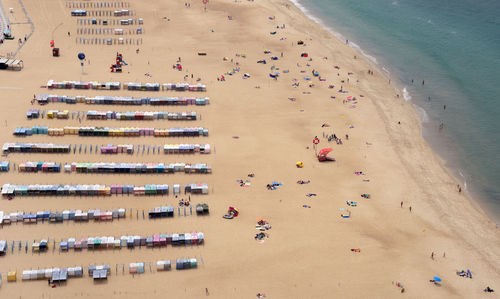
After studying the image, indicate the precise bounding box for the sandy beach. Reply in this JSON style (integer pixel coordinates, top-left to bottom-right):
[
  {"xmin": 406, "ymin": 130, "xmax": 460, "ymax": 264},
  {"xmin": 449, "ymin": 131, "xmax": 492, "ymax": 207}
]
[{"xmin": 0, "ymin": 0, "xmax": 499, "ymax": 298}]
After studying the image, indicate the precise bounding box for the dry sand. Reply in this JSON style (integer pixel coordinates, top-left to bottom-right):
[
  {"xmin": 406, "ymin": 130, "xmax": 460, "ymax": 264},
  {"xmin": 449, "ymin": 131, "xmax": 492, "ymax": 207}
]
[{"xmin": 0, "ymin": 0, "xmax": 499, "ymax": 298}]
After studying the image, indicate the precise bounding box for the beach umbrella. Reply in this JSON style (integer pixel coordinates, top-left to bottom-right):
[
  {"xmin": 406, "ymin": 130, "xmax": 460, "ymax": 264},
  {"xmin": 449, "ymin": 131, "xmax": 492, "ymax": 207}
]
[
  {"xmin": 77, "ymin": 52, "xmax": 86, "ymax": 73},
  {"xmin": 318, "ymin": 148, "xmax": 332, "ymax": 157},
  {"xmin": 433, "ymin": 276, "xmax": 442, "ymax": 282}
]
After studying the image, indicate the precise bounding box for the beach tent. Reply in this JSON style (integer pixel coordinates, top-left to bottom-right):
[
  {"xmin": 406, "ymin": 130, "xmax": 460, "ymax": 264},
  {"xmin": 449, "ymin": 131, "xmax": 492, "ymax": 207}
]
[
  {"xmin": 157, "ymin": 260, "xmax": 171, "ymax": 271},
  {"xmin": 176, "ymin": 258, "xmax": 197, "ymax": 270},
  {"xmin": 7, "ymin": 271, "xmax": 16, "ymax": 282},
  {"xmin": 318, "ymin": 148, "xmax": 335, "ymax": 162},
  {"xmin": 196, "ymin": 203, "xmax": 209, "ymax": 215},
  {"xmin": 129, "ymin": 263, "xmax": 145, "ymax": 274},
  {"xmin": 0, "ymin": 57, "xmax": 24, "ymax": 71}
]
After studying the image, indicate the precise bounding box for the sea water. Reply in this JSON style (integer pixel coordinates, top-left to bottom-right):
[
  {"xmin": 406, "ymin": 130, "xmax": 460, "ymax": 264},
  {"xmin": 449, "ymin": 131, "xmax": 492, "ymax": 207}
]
[{"xmin": 291, "ymin": 0, "xmax": 500, "ymax": 220}]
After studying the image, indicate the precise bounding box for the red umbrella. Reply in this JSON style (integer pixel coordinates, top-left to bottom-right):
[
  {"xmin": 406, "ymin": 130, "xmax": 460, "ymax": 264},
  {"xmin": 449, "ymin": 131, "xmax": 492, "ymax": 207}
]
[{"xmin": 318, "ymin": 148, "xmax": 333, "ymax": 156}]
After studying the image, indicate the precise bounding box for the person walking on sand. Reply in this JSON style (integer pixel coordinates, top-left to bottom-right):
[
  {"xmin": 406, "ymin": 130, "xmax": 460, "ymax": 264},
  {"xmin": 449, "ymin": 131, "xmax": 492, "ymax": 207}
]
[
  {"xmin": 401, "ymin": 201, "xmax": 403, "ymax": 208},
  {"xmin": 409, "ymin": 206, "xmax": 412, "ymax": 212},
  {"xmin": 431, "ymin": 252, "xmax": 434, "ymax": 260}
]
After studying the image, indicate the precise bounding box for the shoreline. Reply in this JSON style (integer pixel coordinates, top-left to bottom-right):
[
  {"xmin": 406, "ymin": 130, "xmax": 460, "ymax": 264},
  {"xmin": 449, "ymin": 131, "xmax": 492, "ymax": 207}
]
[{"xmin": 285, "ymin": 0, "xmax": 498, "ymax": 224}]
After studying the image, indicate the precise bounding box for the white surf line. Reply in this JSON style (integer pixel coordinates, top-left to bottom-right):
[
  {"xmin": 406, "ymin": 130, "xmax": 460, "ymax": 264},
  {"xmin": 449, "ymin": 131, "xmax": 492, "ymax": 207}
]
[
  {"xmin": 458, "ymin": 170, "xmax": 467, "ymax": 190},
  {"xmin": 0, "ymin": 86, "xmax": 24, "ymax": 89}
]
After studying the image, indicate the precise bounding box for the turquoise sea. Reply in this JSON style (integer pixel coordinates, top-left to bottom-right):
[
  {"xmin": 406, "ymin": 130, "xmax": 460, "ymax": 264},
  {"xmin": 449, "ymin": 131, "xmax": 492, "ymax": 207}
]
[{"xmin": 290, "ymin": 0, "xmax": 500, "ymax": 220}]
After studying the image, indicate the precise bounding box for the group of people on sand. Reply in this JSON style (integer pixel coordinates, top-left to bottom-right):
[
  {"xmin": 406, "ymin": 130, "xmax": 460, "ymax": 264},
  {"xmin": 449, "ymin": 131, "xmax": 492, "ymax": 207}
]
[
  {"xmin": 266, "ymin": 182, "xmax": 281, "ymax": 190},
  {"xmin": 456, "ymin": 269, "xmax": 472, "ymax": 278},
  {"xmin": 255, "ymin": 219, "xmax": 272, "ymax": 240},
  {"xmin": 327, "ymin": 133, "xmax": 347, "ymax": 144},
  {"xmin": 178, "ymin": 198, "xmax": 190, "ymax": 207}
]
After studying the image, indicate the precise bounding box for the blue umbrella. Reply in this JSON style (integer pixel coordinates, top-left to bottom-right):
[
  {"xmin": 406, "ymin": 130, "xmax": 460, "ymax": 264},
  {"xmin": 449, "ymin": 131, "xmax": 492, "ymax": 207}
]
[{"xmin": 433, "ymin": 276, "xmax": 442, "ymax": 282}]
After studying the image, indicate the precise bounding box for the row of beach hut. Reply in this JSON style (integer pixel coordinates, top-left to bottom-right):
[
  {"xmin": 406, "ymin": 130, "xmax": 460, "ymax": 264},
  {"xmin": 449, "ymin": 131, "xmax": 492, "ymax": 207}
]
[
  {"xmin": 163, "ymin": 144, "xmax": 211, "ymax": 154},
  {"xmin": 19, "ymin": 162, "xmax": 61, "ymax": 173},
  {"xmin": 2, "ymin": 236, "xmax": 203, "ymax": 254},
  {"xmin": 89, "ymin": 265, "xmax": 110, "ymax": 280},
  {"xmin": 97, "ymin": 143, "xmax": 211, "ymax": 154},
  {"xmin": 2, "ymin": 143, "xmax": 211, "ymax": 155},
  {"xmin": 47, "ymin": 80, "xmax": 121, "ymax": 90},
  {"xmin": 101, "ymin": 144, "xmax": 134, "ymax": 154},
  {"xmin": 77, "ymin": 18, "xmax": 142, "ymax": 26},
  {"xmin": 57, "ymin": 232, "xmax": 205, "ymax": 250},
  {"xmin": 1, "ymin": 233, "xmax": 205, "ymax": 254},
  {"xmin": 26, "ymin": 109, "xmax": 40, "ymax": 119},
  {"xmin": 2, "ymin": 143, "xmax": 71, "ymax": 154},
  {"xmin": 0, "ymin": 204, "xmax": 208, "ymax": 225},
  {"xmin": 26, "ymin": 110, "xmax": 70, "ymax": 119},
  {"xmin": 63, "ymin": 162, "xmax": 212, "ymax": 174},
  {"xmin": 0, "ymin": 208, "xmax": 126, "ymax": 225},
  {"xmin": 126, "ymin": 82, "xmax": 206, "ymax": 92},
  {"xmin": 77, "ymin": 27, "xmax": 143, "ymax": 35},
  {"xmin": 21, "ymin": 267, "xmax": 83, "ymax": 282},
  {"xmin": 71, "ymin": 9, "xmax": 133, "ymax": 17},
  {"xmin": 46, "ymin": 80, "xmax": 207, "ymax": 91},
  {"xmin": 86, "ymin": 111, "xmax": 197, "ymax": 120},
  {"xmin": 47, "ymin": 110, "xmax": 69, "ymax": 119},
  {"xmin": 0, "ymin": 57, "xmax": 24, "ymax": 71},
  {"xmin": 14, "ymin": 126, "xmax": 209, "ymax": 137},
  {"xmin": 77, "ymin": 37, "xmax": 143, "ymax": 45},
  {"xmin": 14, "ymin": 162, "xmax": 211, "ymax": 174},
  {"xmin": 0, "ymin": 183, "xmax": 209, "ymax": 197},
  {"xmin": 68, "ymin": 2, "xmax": 130, "ymax": 9},
  {"xmin": 38, "ymin": 94, "xmax": 210, "ymax": 106},
  {"xmin": 76, "ymin": 37, "xmax": 143, "ymax": 45},
  {"xmin": 6, "ymin": 259, "xmax": 196, "ymax": 282}
]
